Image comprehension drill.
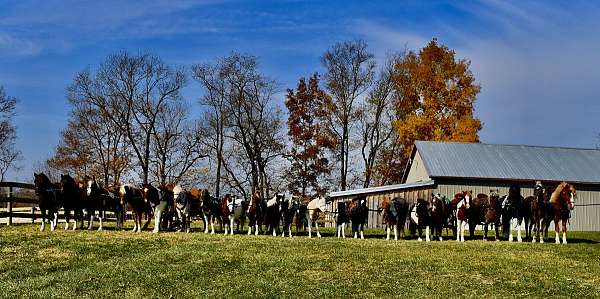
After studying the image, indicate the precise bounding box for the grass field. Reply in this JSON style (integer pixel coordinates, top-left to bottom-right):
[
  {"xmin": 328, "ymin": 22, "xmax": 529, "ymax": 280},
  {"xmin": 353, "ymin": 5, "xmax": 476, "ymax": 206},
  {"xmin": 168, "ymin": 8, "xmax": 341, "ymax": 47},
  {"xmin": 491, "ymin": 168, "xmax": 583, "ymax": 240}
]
[{"xmin": 1, "ymin": 223, "xmax": 599, "ymax": 298}]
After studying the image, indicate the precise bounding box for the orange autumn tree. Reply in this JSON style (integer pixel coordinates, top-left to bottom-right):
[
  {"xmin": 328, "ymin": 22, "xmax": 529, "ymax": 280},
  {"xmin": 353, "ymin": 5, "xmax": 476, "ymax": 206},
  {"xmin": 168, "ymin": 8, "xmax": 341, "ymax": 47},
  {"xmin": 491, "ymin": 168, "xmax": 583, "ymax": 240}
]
[
  {"xmin": 285, "ymin": 74, "xmax": 337, "ymax": 199},
  {"xmin": 393, "ymin": 38, "xmax": 482, "ymax": 164}
]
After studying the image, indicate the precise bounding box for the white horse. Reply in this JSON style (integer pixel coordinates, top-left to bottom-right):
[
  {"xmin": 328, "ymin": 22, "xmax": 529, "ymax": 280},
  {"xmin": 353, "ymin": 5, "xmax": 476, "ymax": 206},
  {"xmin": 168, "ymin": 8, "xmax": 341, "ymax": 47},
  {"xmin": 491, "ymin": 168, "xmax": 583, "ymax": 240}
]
[{"xmin": 304, "ymin": 196, "xmax": 328, "ymax": 238}]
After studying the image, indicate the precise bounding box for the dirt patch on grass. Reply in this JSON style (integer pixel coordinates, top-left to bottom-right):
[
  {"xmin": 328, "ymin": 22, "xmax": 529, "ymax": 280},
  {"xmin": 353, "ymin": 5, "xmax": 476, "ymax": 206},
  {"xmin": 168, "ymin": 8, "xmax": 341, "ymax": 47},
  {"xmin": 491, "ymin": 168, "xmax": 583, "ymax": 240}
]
[{"xmin": 37, "ymin": 247, "xmax": 75, "ymax": 259}]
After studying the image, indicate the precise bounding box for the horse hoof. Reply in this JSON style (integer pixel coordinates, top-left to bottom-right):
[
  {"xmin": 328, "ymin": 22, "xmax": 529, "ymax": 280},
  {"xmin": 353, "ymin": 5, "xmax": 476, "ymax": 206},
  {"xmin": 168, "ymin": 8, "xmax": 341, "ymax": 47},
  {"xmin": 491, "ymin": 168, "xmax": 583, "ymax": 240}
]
[
  {"xmin": 483, "ymin": 238, "xmax": 487, "ymax": 242},
  {"xmin": 418, "ymin": 238, "xmax": 422, "ymax": 242},
  {"xmin": 540, "ymin": 239, "xmax": 544, "ymax": 244}
]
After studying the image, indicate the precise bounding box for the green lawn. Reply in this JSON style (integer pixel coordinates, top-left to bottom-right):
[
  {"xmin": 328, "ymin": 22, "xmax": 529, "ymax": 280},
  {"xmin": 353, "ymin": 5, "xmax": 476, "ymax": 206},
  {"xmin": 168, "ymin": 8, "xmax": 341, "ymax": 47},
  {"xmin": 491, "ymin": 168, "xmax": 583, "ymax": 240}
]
[{"xmin": 1, "ymin": 223, "xmax": 599, "ymax": 298}]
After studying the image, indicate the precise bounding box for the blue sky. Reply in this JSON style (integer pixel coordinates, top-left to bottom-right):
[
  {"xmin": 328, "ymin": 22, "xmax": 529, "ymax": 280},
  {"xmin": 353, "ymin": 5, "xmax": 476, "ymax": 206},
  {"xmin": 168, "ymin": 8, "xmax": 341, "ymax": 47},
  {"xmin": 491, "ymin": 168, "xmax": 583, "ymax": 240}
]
[{"xmin": 2, "ymin": 0, "xmax": 600, "ymax": 181}]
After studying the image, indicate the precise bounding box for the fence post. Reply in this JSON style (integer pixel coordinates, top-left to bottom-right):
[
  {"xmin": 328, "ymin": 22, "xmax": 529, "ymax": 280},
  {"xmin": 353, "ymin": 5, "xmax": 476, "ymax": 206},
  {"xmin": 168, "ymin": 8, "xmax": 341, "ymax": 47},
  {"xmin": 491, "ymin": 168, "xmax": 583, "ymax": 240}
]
[{"xmin": 7, "ymin": 186, "xmax": 13, "ymax": 226}]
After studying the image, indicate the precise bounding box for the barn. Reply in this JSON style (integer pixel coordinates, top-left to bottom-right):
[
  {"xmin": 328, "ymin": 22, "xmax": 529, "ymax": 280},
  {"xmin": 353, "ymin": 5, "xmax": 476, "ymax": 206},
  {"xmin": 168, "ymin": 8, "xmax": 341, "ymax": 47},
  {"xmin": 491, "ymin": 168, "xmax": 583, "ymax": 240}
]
[{"xmin": 327, "ymin": 141, "xmax": 600, "ymax": 231}]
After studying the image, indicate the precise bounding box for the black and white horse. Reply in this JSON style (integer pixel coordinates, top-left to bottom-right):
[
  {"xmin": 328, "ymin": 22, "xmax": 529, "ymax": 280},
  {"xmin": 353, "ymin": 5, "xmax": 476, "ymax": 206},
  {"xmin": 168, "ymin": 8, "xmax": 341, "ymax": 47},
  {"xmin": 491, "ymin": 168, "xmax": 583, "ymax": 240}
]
[
  {"xmin": 336, "ymin": 201, "xmax": 349, "ymax": 238},
  {"xmin": 264, "ymin": 193, "xmax": 283, "ymax": 236},
  {"xmin": 141, "ymin": 184, "xmax": 173, "ymax": 233},
  {"xmin": 280, "ymin": 195, "xmax": 300, "ymax": 238},
  {"xmin": 173, "ymin": 185, "xmax": 206, "ymax": 233},
  {"xmin": 300, "ymin": 196, "xmax": 328, "ymax": 238},
  {"xmin": 501, "ymin": 185, "xmax": 525, "ymax": 242},
  {"xmin": 85, "ymin": 177, "xmax": 123, "ymax": 231},
  {"xmin": 349, "ymin": 196, "xmax": 368, "ymax": 239},
  {"xmin": 410, "ymin": 198, "xmax": 431, "ymax": 242}
]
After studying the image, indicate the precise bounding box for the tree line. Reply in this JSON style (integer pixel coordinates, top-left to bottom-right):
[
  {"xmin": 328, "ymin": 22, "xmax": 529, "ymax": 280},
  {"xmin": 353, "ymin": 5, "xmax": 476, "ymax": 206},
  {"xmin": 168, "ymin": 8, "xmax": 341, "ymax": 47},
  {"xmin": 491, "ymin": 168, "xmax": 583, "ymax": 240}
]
[{"xmin": 42, "ymin": 38, "xmax": 481, "ymax": 200}]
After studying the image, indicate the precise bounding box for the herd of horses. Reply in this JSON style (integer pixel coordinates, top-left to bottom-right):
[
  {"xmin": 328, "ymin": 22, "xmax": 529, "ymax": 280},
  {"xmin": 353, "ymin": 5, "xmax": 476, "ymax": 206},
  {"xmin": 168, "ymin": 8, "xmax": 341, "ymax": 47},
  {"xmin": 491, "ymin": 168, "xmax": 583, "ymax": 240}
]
[{"xmin": 31, "ymin": 172, "xmax": 576, "ymax": 244}]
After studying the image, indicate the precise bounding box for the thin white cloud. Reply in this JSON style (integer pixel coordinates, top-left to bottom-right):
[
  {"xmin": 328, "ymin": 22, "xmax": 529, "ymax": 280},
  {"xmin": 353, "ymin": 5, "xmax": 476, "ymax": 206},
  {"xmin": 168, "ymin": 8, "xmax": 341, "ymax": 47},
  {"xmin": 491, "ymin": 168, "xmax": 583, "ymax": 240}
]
[
  {"xmin": 0, "ymin": 32, "xmax": 42, "ymax": 56},
  {"xmin": 351, "ymin": 3, "xmax": 600, "ymax": 148}
]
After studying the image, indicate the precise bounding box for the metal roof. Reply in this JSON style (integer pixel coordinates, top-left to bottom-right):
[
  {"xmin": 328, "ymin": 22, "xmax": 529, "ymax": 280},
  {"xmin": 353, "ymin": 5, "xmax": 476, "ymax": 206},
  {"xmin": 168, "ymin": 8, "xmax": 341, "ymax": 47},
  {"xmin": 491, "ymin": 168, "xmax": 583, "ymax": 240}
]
[
  {"xmin": 414, "ymin": 141, "xmax": 600, "ymax": 184},
  {"xmin": 328, "ymin": 180, "xmax": 435, "ymax": 198}
]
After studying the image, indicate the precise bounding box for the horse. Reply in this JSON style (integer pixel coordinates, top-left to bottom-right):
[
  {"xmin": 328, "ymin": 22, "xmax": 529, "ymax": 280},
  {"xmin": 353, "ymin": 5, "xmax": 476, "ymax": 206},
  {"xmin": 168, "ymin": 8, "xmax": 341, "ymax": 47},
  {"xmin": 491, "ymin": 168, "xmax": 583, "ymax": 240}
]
[
  {"xmin": 280, "ymin": 195, "xmax": 300, "ymax": 238},
  {"xmin": 246, "ymin": 191, "xmax": 263, "ymax": 236},
  {"xmin": 119, "ymin": 184, "xmax": 151, "ymax": 233},
  {"xmin": 544, "ymin": 182, "xmax": 576, "ymax": 244},
  {"xmin": 221, "ymin": 194, "xmax": 246, "ymax": 235},
  {"xmin": 33, "ymin": 173, "xmax": 61, "ymax": 232},
  {"xmin": 264, "ymin": 193, "xmax": 283, "ymax": 237},
  {"xmin": 380, "ymin": 197, "xmax": 407, "ymax": 241},
  {"xmin": 59, "ymin": 174, "xmax": 85, "ymax": 231},
  {"xmin": 452, "ymin": 191, "xmax": 472, "ymax": 242},
  {"xmin": 201, "ymin": 191, "xmax": 222, "ymax": 234},
  {"xmin": 336, "ymin": 201, "xmax": 349, "ymax": 238},
  {"xmin": 85, "ymin": 177, "xmax": 124, "ymax": 231},
  {"xmin": 409, "ymin": 198, "xmax": 431, "ymax": 242},
  {"xmin": 500, "ymin": 185, "xmax": 525, "ymax": 242},
  {"xmin": 141, "ymin": 184, "xmax": 173, "ymax": 233},
  {"xmin": 348, "ymin": 196, "xmax": 368, "ymax": 239},
  {"xmin": 173, "ymin": 185, "xmax": 204, "ymax": 233},
  {"xmin": 430, "ymin": 194, "xmax": 448, "ymax": 241},
  {"xmin": 525, "ymin": 181, "xmax": 546, "ymax": 243},
  {"xmin": 300, "ymin": 196, "xmax": 328, "ymax": 238},
  {"xmin": 482, "ymin": 190, "xmax": 502, "ymax": 241}
]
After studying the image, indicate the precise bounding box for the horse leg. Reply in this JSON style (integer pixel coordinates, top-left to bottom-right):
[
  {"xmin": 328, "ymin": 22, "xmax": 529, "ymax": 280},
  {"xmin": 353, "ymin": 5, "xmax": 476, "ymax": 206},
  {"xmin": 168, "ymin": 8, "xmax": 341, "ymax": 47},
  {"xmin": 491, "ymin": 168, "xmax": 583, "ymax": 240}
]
[
  {"xmin": 483, "ymin": 223, "xmax": 488, "ymax": 241},
  {"xmin": 247, "ymin": 218, "xmax": 253, "ymax": 235},
  {"xmin": 64, "ymin": 208, "xmax": 70, "ymax": 230},
  {"xmin": 386, "ymin": 225, "xmax": 390, "ymax": 241},
  {"xmin": 98, "ymin": 209, "xmax": 104, "ymax": 231},
  {"xmin": 40, "ymin": 208, "xmax": 46, "ymax": 231},
  {"xmin": 461, "ymin": 221, "xmax": 466, "ymax": 242},
  {"xmin": 455, "ymin": 220, "xmax": 461, "ymax": 241},
  {"xmin": 508, "ymin": 218, "xmax": 514, "ymax": 242},
  {"xmin": 562, "ymin": 221, "xmax": 567, "ymax": 244},
  {"xmin": 153, "ymin": 210, "xmax": 161, "ymax": 234},
  {"xmin": 394, "ymin": 225, "xmax": 398, "ymax": 241},
  {"xmin": 425, "ymin": 225, "xmax": 430, "ymax": 242},
  {"xmin": 554, "ymin": 220, "xmax": 560, "ymax": 244},
  {"xmin": 517, "ymin": 218, "xmax": 522, "ymax": 242},
  {"xmin": 307, "ymin": 216, "xmax": 312, "ymax": 238},
  {"xmin": 230, "ymin": 216, "xmax": 235, "ymax": 236}
]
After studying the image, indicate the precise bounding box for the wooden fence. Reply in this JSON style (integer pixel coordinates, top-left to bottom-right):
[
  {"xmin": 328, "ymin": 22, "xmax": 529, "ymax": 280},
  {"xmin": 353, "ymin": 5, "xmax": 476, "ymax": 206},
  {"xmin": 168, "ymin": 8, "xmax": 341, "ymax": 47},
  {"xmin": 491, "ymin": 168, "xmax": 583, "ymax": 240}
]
[{"xmin": 0, "ymin": 181, "xmax": 37, "ymax": 225}]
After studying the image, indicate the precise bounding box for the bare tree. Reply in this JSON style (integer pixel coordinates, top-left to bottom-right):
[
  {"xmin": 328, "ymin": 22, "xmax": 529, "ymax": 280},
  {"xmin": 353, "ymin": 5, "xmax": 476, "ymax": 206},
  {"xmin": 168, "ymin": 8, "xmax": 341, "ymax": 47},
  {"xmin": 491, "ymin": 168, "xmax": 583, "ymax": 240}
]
[
  {"xmin": 359, "ymin": 54, "xmax": 400, "ymax": 187},
  {"xmin": 321, "ymin": 40, "xmax": 375, "ymax": 191},
  {"xmin": 150, "ymin": 102, "xmax": 207, "ymax": 185},
  {"xmin": 0, "ymin": 86, "xmax": 22, "ymax": 181},
  {"xmin": 194, "ymin": 54, "xmax": 284, "ymax": 199},
  {"xmin": 68, "ymin": 51, "xmax": 186, "ymax": 184},
  {"xmin": 192, "ymin": 60, "xmax": 230, "ymax": 198}
]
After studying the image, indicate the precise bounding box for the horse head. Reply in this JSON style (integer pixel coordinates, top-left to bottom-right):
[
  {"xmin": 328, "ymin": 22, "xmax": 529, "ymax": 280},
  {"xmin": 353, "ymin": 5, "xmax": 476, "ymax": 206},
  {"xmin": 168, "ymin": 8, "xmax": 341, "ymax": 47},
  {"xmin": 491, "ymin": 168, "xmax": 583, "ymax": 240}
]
[
  {"xmin": 563, "ymin": 183, "xmax": 576, "ymax": 210},
  {"xmin": 33, "ymin": 172, "xmax": 50, "ymax": 195}
]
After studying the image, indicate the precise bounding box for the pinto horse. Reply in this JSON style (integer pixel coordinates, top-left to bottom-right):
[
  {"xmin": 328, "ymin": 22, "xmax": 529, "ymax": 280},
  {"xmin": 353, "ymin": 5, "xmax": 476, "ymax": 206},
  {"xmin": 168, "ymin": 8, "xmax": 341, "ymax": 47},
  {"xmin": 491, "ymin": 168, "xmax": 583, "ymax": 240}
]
[
  {"xmin": 173, "ymin": 185, "xmax": 204, "ymax": 233},
  {"xmin": 34, "ymin": 173, "xmax": 61, "ymax": 232},
  {"xmin": 264, "ymin": 193, "xmax": 283, "ymax": 236},
  {"xmin": 336, "ymin": 201, "xmax": 349, "ymax": 238},
  {"xmin": 430, "ymin": 194, "xmax": 448, "ymax": 241},
  {"xmin": 221, "ymin": 194, "xmax": 246, "ymax": 235},
  {"xmin": 349, "ymin": 196, "xmax": 368, "ymax": 239},
  {"xmin": 246, "ymin": 192, "xmax": 263, "ymax": 235},
  {"xmin": 380, "ymin": 197, "xmax": 408, "ymax": 241},
  {"xmin": 280, "ymin": 195, "xmax": 300, "ymax": 238},
  {"xmin": 119, "ymin": 184, "xmax": 150, "ymax": 233},
  {"xmin": 452, "ymin": 191, "xmax": 472, "ymax": 242},
  {"xmin": 501, "ymin": 185, "xmax": 525, "ymax": 242},
  {"xmin": 85, "ymin": 177, "xmax": 123, "ymax": 231},
  {"xmin": 300, "ymin": 196, "xmax": 328, "ymax": 238},
  {"xmin": 409, "ymin": 198, "xmax": 431, "ymax": 242},
  {"xmin": 201, "ymin": 192, "xmax": 222, "ymax": 234},
  {"xmin": 544, "ymin": 182, "xmax": 576, "ymax": 244},
  {"xmin": 59, "ymin": 174, "xmax": 85, "ymax": 231},
  {"xmin": 141, "ymin": 184, "xmax": 174, "ymax": 233}
]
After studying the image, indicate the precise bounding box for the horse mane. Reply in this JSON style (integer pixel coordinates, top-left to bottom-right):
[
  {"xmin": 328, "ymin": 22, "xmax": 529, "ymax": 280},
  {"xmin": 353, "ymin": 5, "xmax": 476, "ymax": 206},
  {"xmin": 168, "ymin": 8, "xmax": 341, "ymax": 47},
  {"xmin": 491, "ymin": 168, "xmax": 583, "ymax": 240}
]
[{"xmin": 550, "ymin": 182, "xmax": 568, "ymax": 204}]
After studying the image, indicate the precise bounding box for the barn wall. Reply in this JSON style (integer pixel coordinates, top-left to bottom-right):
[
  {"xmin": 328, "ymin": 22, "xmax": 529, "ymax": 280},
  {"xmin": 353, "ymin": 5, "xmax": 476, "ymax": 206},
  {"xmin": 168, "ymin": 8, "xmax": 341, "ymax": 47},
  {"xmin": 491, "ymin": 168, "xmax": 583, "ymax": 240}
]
[
  {"xmin": 435, "ymin": 179, "xmax": 600, "ymax": 231},
  {"xmin": 327, "ymin": 186, "xmax": 433, "ymax": 229},
  {"xmin": 405, "ymin": 151, "xmax": 431, "ymax": 183}
]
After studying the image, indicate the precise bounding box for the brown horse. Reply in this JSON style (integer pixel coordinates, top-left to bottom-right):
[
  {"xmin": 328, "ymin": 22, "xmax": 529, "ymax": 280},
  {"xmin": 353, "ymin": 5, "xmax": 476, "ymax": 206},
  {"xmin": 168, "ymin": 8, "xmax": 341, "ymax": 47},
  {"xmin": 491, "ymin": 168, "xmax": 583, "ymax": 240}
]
[
  {"xmin": 246, "ymin": 191, "xmax": 263, "ymax": 235},
  {"xmin": 546, "ymin": 182, "xmax": 576, "ymax": 244},
  {"xmin": 380, "ymin": 197, "xmax": 408, "ymax": 241},
  {"xmin": 452, "ymin": 191, "xmax": 472, "ymax": 242},
  {"xmin": 119, "ymin": 184, "xmax": 151, "ymax": 233},
  {"xmin": 430, "ymin": 194, "xmax": 448, "ymax": 241},
  {"xmin": 525, "ymin": 181, "xmax": 546, "ymax": 243}
]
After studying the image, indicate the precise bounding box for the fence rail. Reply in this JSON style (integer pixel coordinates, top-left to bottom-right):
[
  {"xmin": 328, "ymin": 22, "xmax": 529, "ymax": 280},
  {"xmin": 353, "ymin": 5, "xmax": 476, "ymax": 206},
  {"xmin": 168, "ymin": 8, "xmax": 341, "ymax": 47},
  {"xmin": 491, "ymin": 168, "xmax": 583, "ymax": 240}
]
[{"xmin": 1, "ymin": 181, "xmax": 37, "ymax": 225}]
